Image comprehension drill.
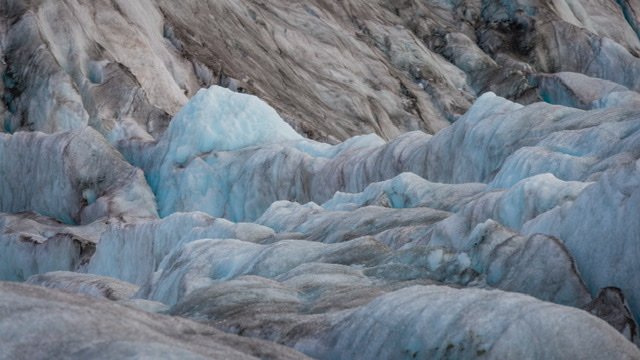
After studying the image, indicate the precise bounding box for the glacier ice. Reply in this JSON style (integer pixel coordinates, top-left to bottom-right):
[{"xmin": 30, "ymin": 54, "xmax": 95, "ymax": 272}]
[
  {"xmin": 2, "ymin": 56, "xmax": 640, "ymax": 358},
  {"xmin": 0, "ymin": 281, "xmax": 309, "ymax": 360},
  {"xmin": 118, "ymin": 87, "xmax": 639, "ymax": 228},
  {"xmin": 111, "ymin": 86, "xmax": 639, "ymax": 351},
  {"xmin": 157, "ymin": 86, "xmax": 302, "ymax": 162},
  {"xmin": 257, "ymin": 202, "xmax": 451, "ymax": 245},
  {"xmin": 3, "ymin": 85, "xmax": 638, "ymax": 320},
  {"xmin": 585, "ymin": 287, "xmax": 639, "ymax": 345},
  {"xmin": 535, "ymin": 72, "xmax": 640, "ymax": 110},
  {"xmin": 138, "ymin": 236, "xmax": 391, "ymax": 306},
  {"xmin": 524, "ymin": 159, "xmax": 640, "ymax": 323},
  {"xmin": 321, "ymin": 172, "xmax": 486, "ymax": 212},
  {"xmin": 0, "ymin": 127, "xmax": 157, "ymax": 224},
  {"xmin": 3, "ymin": 0, "xmax": 640, "ymax": 357},
  {"xmin": 3, "ymin": 13, "xmax": 89, "ymax": 133},
  {"xmin": 306, "ymin": 286, "xmax": 640, "ymax": 360},
  {"xmin": 0, "ymin": 213, "xmax": 105, "ymax": 281},
  {"xmin": 137, "ymin": 216, "xmax": 590, "ymax": 312},
  {"xmin": 26, "ymin": 271, "xmax": 139, "ymax": 301},
  {"xmin": 88, "ymin": 212, "xmax": 276, "ymax": 286}
]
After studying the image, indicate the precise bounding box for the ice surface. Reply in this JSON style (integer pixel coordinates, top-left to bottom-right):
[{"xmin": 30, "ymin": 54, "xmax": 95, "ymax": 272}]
[
  {"xmin": 1, "ymin": 62, "xmax": 640, "ymax": 355},
  {"xmin": 122, "ymin": 90, "xmax": 638, "ymax": 224},
  {"xmin": 3, "ymin": 0, "xmax": 640, "ymax": 356},
  {"xmin": 524, "ymin": 159, "xmax": 640, "ymax": 322},
  {"xmin": 0, "ymin": 213, "xmax": 105, "ymax": 281},
  {"xmin": 26, "ymin": 271, "xmax": 139, "ymax": 301},
  {"xmin": 0, "ymin": 282, "xmax": 309, "ymax": 360},
  {"xmin": 322, "ymin": 172, "xmax": 486, "ymax": 212},
  {"xmin": 139, "ymin": 236, "xmax": 390, "ymax": 306},
  {"xmin": 99, "ymin": 88, "xmax": 640, "ymax": 330},
  {"xmin": 0, "ymin": 127, "xmax": 157, "ymax": 224},
  {"xmin": 257, "ymin": 202, "xmax": 451, "ymax": 245},
  {"xmin": 88, "ymin": 212, "xmax": 275, "ymax": 286},
  {"xmin": 306, "ymin": 286, "xmax": 640, "ymax": 360},
  {"xmin": 535, "ymin": 72, "xmax": 640, "ymax": 110},
  {"xmin": 160, "ymin": 86, "xmax": 302, "ymax": 163}
]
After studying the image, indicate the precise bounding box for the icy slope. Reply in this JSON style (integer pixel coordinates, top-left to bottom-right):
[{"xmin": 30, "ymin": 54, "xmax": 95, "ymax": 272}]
[
  {"xmin": 0, "ymin": 127, "xmax": 157, "ymax": 224},
  {"xmin": 123, "ymin": 87, "xmax": 638, "ymax": 345},
  {"xmin": 2, "ymin": 22, "xmax": 640, "ymax": 356},
  {"xmin": 5, "ymin": 0, "xmax": 640, "ymax": 142},
  {"xmin": 0, "ymin": 212, "xmax": 104, "ymax": 281},
  {"xmin": 122, "ymin": 87, "xmax": 639, "ymax": 224},
  {"xmin": 309, "ymin": 286, "xmax": 640, "ymax": 360},
  {"xmin": 87, "ymin": 212, "xmax": 277, "ymax": 286},
  {"xmin": 524, "ymin": 159, "xmax": 640, "ymax": 326},
  {"xmin": 26, "ymin": 271, "xmax": 139, "ymax": 301},
  {"xmin": 0, "ymin": 281, "xmax": 309, "ymax": 360}
]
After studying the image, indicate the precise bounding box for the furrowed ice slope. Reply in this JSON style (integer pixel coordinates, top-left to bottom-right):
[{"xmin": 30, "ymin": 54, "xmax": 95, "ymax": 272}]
[
  {"xmin": 0, "ymin": 213, "xmax": 105, "ymax": 281},
  {"xmin": 3, "ymin": 86, "xmax": 637, "ymax": 323},
  {"xmin": 0, "ymin": 281, "xmax": 309, "ymax": 360},
  {"xmin": 2, "ymin": 0, "xmax": 194, "ymax": 139},
  {"xmin": 144, "ymin": 234, "xmax": 633, "ymax": 358},
  {"xmin": 2, "ymin": 1, "xmax": 640, "ymax": 356},
  {"xmin": 524, "ymin": 159, "xmax": 640, "ymax": 322},
  {"xmin": 0, "ymin": 82, "xmax": 638, "ymax": 356},
  {"xmin": 116, "ymin": 88, "xmax": 640, "ymax": 317},
  {"xmin": 5, "ymin": 0, "xmax": 640, "ymax": 143},
  {"xmin": 125, "ymin": 87, "xmax": 639, "ymax": 223},
  {"xmin": 26, "ymin": 271, "xmax": 139, "ymax": 301},
  {"xmin": 306, "ymin": 286, "xmax": 640, "ymax": 360},
  {"xmin": 140, "ymin": 225, "xmax": 589, "ymax": 314},
  {"xmin": 0, "ymin": 127, "xmax": 157, "ymax": 225},
  {"xmin": 87, "ymin": 212, "xmax": 277, "ymax": 286},
  {"xmin": 168, "ymin": 281, "xmax": 638, "ymax": 359}
]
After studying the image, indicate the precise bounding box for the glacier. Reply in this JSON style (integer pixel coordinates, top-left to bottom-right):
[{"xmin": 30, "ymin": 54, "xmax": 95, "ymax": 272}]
[
  {"xmin": 2, "ymin": 0, "xmax": 640, "ymax": 358},
  {"xmin": 0, "ymin": 281, "xmax": 308, "ymax": 359},
  {"xmin": 0, "ymin": 127, "xmax": 157, "ymax": 225},
  {"xmin": 1, "ymin": 84, "xmax": 640, "ymax": 358}
]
